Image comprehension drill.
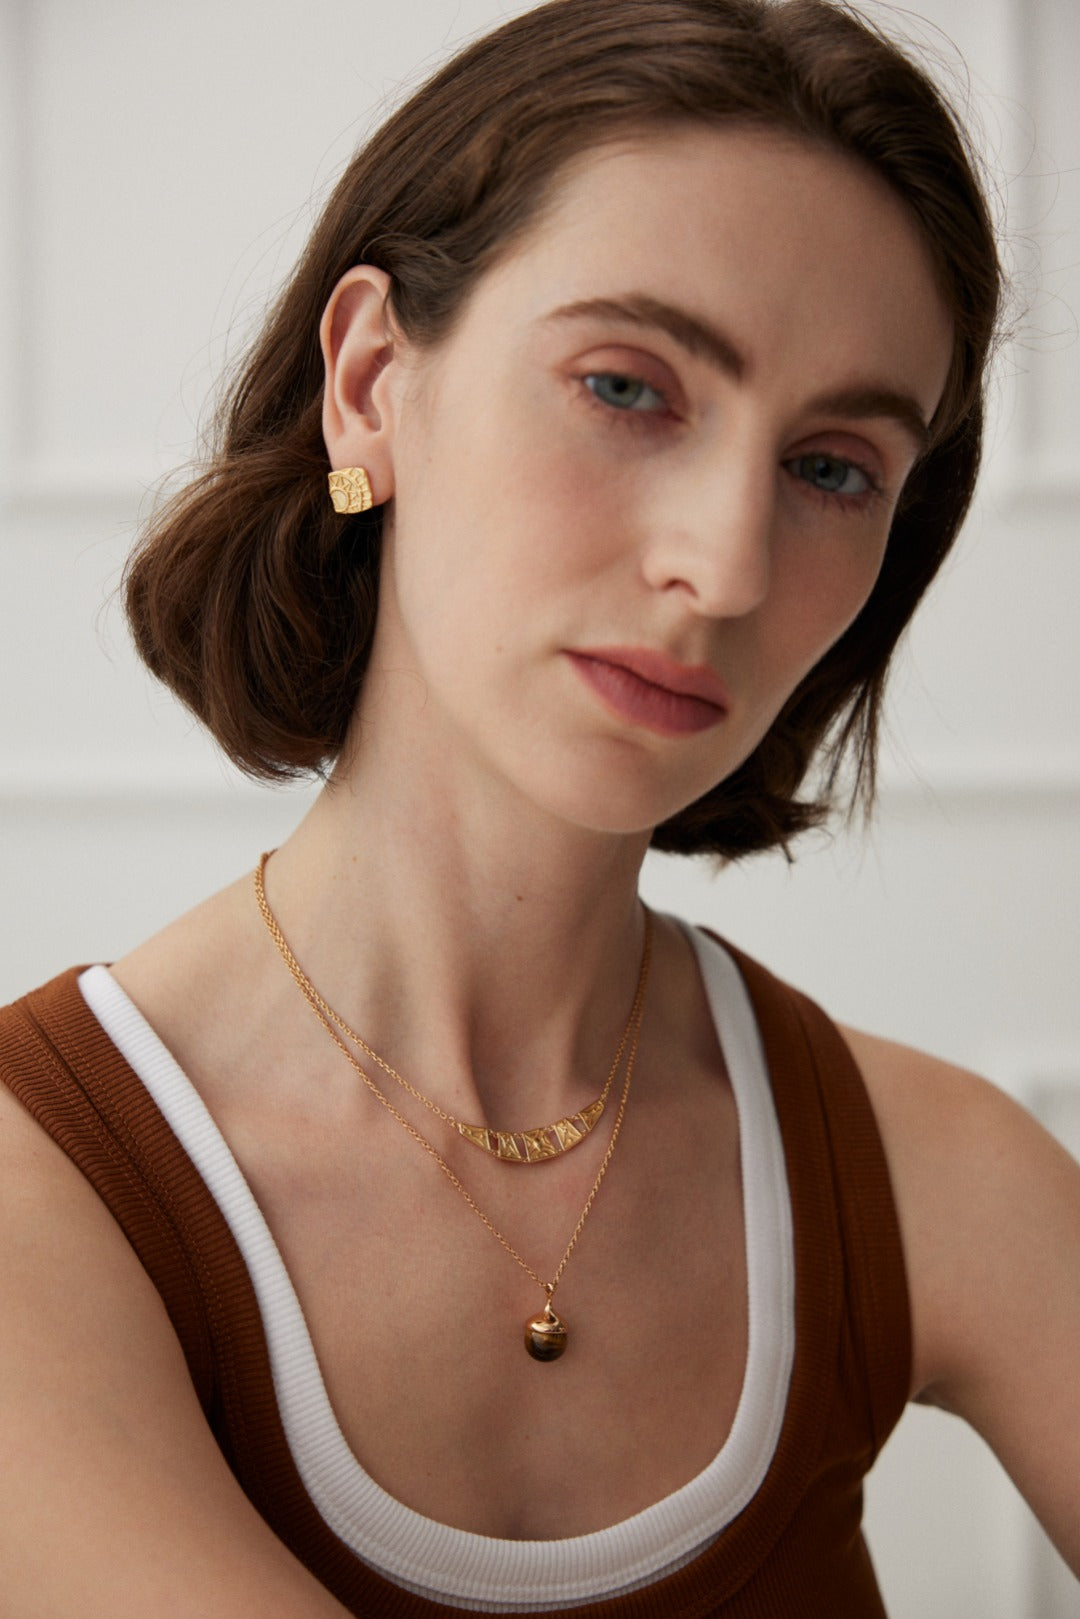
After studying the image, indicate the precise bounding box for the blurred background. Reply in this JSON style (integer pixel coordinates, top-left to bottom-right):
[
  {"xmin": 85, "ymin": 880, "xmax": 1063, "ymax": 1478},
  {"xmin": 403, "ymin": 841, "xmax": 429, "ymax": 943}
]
[{"xmin": 1, "ymin": 1, "xmax": 1077, "ymax": 1612}]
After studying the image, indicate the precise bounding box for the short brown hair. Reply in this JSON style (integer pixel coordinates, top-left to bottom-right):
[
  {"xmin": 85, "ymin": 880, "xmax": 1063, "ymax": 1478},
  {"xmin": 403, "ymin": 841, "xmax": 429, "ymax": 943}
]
[{"xmin": 124, "ymin": 0, "xmax": 1003, "ymax": 858}]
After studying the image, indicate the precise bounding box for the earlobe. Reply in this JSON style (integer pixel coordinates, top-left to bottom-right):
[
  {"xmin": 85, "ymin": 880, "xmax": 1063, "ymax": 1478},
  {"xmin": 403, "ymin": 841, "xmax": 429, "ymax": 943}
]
[{"xmin": 320, "ymin": 265, "xmax": 398, "ymax": 503}]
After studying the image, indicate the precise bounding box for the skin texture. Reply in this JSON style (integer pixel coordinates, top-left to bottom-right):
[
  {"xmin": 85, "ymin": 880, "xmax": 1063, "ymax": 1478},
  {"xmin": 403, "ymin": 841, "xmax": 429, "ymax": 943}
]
[
  {"xmin": 2, "ymin": 126, "xmax": 1078, "ymax": 1612},
  {"xmin": 336, "ymin": 132, "xmax": 949, "ymax": 842},
  {"xmin": 845, "ymin": 1029, "xmax": 1080, "ymax": 1576}
]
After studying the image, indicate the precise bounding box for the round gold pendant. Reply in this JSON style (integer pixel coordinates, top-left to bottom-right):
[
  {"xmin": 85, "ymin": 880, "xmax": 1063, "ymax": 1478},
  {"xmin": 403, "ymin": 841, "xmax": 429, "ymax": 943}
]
[{"xmin": 525, "ymin": 1301, "xmax": 568, "ymax": 1361}]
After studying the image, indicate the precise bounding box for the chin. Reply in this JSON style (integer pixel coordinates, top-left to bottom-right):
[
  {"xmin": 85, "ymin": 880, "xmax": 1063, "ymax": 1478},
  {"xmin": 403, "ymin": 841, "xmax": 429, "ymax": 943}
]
[{"xmin": 527, "ymin": 765, "xmax": 710, "ymax": 843}]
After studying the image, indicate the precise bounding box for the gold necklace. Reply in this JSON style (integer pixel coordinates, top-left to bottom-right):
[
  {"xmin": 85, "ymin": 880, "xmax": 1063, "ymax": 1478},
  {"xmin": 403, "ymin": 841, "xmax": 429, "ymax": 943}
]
[
  {"xmin": 255, "ymin": 852, "xmax": 644, "ymax": 1164},
  {"xmin": 254, "ymin": 856, "xmax": 653, "ymax": 1360}
]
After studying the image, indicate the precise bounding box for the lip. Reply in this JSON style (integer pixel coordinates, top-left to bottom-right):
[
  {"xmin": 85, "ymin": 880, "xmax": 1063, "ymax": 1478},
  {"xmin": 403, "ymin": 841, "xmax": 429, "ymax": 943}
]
[{"xmin": 566, "ymin": 646, "xmax": 729, "ymax": 737}]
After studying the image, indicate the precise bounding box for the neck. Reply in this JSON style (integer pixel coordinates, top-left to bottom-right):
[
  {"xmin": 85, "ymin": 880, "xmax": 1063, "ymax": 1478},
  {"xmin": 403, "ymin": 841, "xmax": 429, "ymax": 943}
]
[{"xmin": 260, "ymin": 745, "xmax": 651, "ymax": 1131}]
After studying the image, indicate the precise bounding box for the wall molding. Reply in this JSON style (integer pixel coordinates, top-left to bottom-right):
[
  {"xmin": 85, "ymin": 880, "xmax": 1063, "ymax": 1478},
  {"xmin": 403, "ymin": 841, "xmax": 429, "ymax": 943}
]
[
  {"xmin": 0, "ymin": 0, "xmax": 29, "ymax": 487},
  {"xmin": 2, "ymin": 468, "xmax": 170, "ymax": 518},
  {"xmin": 2, "ymin": 755, "xmax": 1078, "ymax": 810},
  {"xmin": 875, "ymin": 757, "xmax": 1080, "ymax": 808},
  {"xmin": 0, "ymin": 758, "xmax": 319, "ymax": 809}
]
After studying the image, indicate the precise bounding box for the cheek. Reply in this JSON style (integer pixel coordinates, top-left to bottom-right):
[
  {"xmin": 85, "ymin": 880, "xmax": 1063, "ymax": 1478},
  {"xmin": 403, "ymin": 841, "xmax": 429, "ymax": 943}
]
[
  {"xmin": 386, "ymin": 446, "xmax": 613, "ymax": 656},
  {"xmin": 389, "ymin": 354, "xmax": 664, "ymax": 647},
  {"xmin": 768, "ymin": 529, "xmax": 890, "ymax": 690},
  {"xmin": 838, "ymin": 527, "xmax": 892, "ymax": 635},
  {"xmin": 822, "ymin": 549, "xmax": 887, "ymax": 645},
  {"xmin": 467, "ymin": 421, "xmax": 635, "ymax": 598}
]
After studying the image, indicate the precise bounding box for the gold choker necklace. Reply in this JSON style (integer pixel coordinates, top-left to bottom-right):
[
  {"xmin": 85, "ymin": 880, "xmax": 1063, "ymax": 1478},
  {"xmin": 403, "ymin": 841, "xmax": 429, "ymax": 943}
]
[
  {"xmin": 254, "ymin": 854, "xmax": 653, "ymax": 1359},
  {"xmin": 255, "ymin": 853, "xmax": 644, "ymax": 1164}
]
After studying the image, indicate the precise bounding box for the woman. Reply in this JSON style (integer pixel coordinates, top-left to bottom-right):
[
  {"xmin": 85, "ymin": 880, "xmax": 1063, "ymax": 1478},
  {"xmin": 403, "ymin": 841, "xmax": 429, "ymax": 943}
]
[{"xmin": 1, "ymin": 0, "xmax": 1077, "ymax": 1614}]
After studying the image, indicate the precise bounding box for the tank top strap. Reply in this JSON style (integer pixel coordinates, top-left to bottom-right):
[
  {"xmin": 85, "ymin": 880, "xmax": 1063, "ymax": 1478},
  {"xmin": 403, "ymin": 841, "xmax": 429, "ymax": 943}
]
[
  {"xmin": 1, "ymin": 966, "xmax": 234, "ymax": 1411},
  {"xmin": 0, "ymin": 971, "xmax": 328, "ymax": 1508},
  {"xmin": 0, "ymin": 968, "xmax": 488, "ymax": 1613},
  {"xmin": 1, "ymin": 952, "xmax": 910, "ymax": 1617},
  {"xmin": 720, "ymin": 940, "xmax": 912, "ymax": 1460}
]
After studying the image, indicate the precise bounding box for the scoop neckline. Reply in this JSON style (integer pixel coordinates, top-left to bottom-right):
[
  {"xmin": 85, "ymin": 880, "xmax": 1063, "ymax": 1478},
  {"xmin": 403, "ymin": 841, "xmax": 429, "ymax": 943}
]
[{"xmin": 78, "ymin": 922, "xmax": 795, "ymax": 1611}]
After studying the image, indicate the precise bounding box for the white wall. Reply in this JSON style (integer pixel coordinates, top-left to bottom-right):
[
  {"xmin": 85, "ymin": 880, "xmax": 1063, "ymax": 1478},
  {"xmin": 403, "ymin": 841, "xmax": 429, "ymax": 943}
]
[{"xmin": 1, "ymin": 2, "xmax": 1077, "ymax": 1612}]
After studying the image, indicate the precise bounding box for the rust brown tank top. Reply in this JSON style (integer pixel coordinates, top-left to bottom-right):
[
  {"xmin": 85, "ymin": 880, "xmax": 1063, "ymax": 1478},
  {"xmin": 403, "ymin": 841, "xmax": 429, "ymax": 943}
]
[{"xmin": 0, "ymin": 943, "xmax": 910, "ymax": 1617}]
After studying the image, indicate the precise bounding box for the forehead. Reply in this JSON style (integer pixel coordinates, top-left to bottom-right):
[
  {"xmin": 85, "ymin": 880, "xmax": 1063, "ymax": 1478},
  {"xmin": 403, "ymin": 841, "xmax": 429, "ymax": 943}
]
[{"xmin": 460, "ymin": 125, "xmax": 953, "ymax": 417}]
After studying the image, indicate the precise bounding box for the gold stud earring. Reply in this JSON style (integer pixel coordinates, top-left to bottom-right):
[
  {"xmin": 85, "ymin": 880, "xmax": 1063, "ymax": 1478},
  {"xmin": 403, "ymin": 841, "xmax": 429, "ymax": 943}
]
[{"xmin": 328, "ymin": 467, "xmax": 374, "ymax": 514}]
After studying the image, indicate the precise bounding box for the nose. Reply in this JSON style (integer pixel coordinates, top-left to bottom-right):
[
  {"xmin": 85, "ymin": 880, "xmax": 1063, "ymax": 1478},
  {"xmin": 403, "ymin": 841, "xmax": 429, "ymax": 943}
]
[{"xmin": 639, "ymin": 447, "xmax": 774, "ymax": 619}]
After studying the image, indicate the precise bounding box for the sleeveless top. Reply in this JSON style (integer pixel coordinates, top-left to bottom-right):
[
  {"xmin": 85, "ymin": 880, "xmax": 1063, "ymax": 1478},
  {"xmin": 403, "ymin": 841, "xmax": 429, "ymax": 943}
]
[{"xmin": 0, "ymin": 933, "xmax": 911, "ymax": 1617}]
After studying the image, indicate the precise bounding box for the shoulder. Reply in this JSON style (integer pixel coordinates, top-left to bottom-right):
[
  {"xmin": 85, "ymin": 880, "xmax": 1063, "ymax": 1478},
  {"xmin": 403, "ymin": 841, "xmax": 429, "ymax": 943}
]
[
  {"xmin": 0, "ymin": 967, "xmax": 350, "ymax": 1613},
  {"xmin": 839, "ymin": 1026, "xmax": 1079, "ymax": 1399},
  {"xmin": 0, "ymin": 966, "xmax": 102, "ymax": 1113},
  {"xmin": 840, "ymin": 1025, "xmax": 1080, "ymax": 1571},
  {"xmin": 0, "ymin": 1008, "xmax": 196, "ymax": 1464},
  {"xmin": 0, "ymin": 1051, "xmax": 348, "ymax": 1614}
]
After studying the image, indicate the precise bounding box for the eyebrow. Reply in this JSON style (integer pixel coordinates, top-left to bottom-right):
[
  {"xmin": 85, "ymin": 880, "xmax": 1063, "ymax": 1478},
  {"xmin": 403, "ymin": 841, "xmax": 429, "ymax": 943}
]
[
  {"xmin": 546, "ymin": 294, "xmax": 932, "ymax": 457},
  {"xmin": 547, "ymin": 295, "xmax": 747, "ymax": 380},
  {"xmin": 802, "ymin": 387, "xmax": 932, "ymax": 458}
]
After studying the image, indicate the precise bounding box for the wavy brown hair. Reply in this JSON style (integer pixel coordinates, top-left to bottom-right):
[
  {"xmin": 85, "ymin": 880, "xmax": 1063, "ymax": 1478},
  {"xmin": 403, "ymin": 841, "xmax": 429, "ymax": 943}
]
[{"xmin": 124, "ymin": 0, "xmax": 1003, "ymax": 858}]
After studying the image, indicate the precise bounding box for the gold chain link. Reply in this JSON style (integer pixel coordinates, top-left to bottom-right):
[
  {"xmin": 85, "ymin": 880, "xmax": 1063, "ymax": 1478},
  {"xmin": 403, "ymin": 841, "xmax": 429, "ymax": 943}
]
[
  {"xmin": 255, "ymin": 853, "xmax": 641, "ymax": 1155},
  {"xmin": 254, "ymin": 855, "xmax": 652, "ymax": 1302}
]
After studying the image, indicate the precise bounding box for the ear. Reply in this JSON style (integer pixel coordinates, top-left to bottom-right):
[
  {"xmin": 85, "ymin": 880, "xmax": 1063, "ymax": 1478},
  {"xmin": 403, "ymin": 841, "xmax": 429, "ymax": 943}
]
[{"xmin": 320, "ymin": 266, "xmax": 400, "ymax": 502}]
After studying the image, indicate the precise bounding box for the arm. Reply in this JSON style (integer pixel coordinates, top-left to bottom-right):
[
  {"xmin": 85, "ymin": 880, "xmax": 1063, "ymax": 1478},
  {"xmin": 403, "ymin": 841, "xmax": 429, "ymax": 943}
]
[
  {"xmin": 0, "ymin": 1084, "xmax": 352, "ymax": 1618},
  {"xmin": 844, "ymin": 1027, "xmax": 1080, "ymax": 1577}
]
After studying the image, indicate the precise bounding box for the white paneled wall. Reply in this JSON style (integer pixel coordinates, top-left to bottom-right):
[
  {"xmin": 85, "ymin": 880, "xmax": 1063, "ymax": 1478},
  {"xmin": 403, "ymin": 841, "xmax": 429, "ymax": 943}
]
[{"xmin": 1, "ymin": 2, "xmax": 1077, "ymax": 1613}]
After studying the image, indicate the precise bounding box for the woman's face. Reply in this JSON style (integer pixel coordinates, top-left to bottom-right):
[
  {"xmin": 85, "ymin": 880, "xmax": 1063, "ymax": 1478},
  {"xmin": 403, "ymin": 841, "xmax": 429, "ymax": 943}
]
[{"xmin": 365, "ymin": 125, "xmax": 953, "ymax": 837}]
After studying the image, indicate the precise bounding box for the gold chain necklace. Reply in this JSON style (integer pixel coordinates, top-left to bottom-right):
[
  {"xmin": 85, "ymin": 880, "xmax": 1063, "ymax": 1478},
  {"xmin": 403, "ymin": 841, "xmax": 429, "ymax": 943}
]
[
  {"xmin": 255, "ymin": 852, "xmax": 643, "ymax": 1164},
  {"xmin": 253, "ymin": 855, "xmax": 652, "ymax": 1360}
]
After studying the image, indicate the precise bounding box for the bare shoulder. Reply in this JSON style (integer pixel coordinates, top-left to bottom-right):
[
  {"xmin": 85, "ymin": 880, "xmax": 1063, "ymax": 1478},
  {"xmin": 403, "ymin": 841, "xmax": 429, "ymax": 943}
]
[
  {"xmin": 109, "ymin": 869, "xmax": 281, "ymax": 1103},
  {"xmin": 0, "ymin": 1054, "xmax": 347, "ymax": 1615},
  {"xmin": 111, "ymin": 869, "xmax": 260, "ymax": 1027},
  {"xmin": 838, "ymin": 1025, "xmax": 1080, "ymax": 1398},
  {"xmin": 839, "ymin": 1025, "xmax": 1080, "ymax": 1576}
]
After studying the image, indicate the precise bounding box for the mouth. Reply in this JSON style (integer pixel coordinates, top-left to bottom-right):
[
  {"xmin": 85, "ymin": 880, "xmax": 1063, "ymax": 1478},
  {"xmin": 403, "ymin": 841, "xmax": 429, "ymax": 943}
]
[{"xmin": 566, "ymin": 646, "xmax": 729, "ymax": 738}]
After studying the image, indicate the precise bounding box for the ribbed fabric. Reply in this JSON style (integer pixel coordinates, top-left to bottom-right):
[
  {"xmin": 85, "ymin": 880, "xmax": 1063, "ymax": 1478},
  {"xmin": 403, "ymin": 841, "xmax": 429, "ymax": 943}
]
[
  {"xmin": 76, "ymin": 926, "xmax": 793, "ymax": 1610},
  {"xmin": 1, "ymin": 939, "xmax": 911, "ymax": 1617}
]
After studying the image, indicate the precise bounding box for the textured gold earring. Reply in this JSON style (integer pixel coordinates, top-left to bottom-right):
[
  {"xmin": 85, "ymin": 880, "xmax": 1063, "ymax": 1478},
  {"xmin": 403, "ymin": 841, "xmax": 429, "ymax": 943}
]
[{"xmin": 328, "ymin": 467, "xmax": 374, "ymax": 514}]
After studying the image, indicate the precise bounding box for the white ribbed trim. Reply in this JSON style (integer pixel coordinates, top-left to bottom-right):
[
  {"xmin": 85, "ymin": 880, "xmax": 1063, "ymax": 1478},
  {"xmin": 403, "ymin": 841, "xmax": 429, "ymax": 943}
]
[{"xmin": 78, "ymin": 925, "xmax": 793, "ymax": 1611}]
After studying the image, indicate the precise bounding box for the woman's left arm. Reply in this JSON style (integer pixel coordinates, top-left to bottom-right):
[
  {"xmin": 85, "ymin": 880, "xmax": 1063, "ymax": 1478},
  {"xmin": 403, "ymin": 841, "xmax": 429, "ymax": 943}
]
[{"xmin": 843, "ymin": 1027, "xmax": 1080, "ymax": 1577}]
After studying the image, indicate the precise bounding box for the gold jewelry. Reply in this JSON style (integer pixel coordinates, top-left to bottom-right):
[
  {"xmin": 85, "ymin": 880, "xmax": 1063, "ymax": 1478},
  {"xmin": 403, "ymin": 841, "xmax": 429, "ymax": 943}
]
[
  {"xmin": 253, "ymin": 855, "xmax": 652, "ymax": 1360},
  {"xmin": 255, "ymin": 852, "xmax": 641, "ymax": 1164},
  {"xmin": 327, "ymin": 466, "xmax": 374, "ymax": 514}
]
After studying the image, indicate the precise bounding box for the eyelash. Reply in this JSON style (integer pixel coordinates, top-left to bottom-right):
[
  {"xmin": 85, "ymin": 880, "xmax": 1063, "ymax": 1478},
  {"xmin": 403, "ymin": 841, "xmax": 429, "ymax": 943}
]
[
  {"xmin": 580, "ymin": 371, "xmax": 676, "ymax": 427},
  {"xmin": 579, "ymin": 370, "xmax": 885, "ymax": 513},
  {"xmin": 783, "ymin": 454, "xmax": 885, "ymax": 514}
]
